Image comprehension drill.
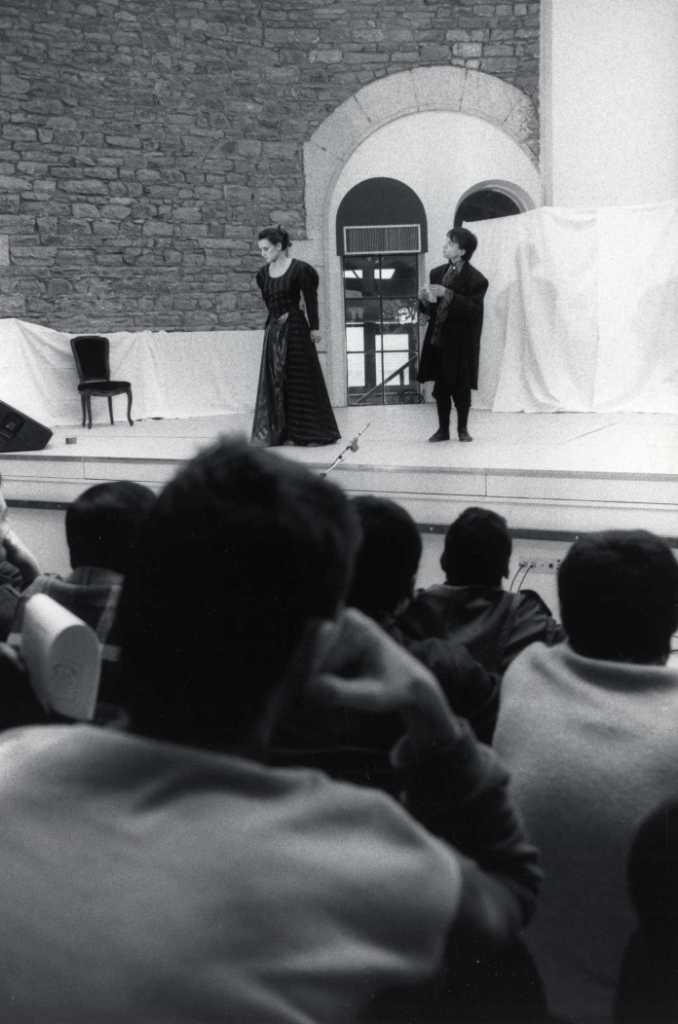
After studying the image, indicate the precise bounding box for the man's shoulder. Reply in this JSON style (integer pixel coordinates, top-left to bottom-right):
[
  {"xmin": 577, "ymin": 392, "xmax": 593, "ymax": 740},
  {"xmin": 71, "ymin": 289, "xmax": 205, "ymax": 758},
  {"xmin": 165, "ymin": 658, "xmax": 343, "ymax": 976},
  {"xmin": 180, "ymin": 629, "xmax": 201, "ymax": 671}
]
[{"xmin": 464, "ymin": 261, "xmax": 489, "ymax": 288}]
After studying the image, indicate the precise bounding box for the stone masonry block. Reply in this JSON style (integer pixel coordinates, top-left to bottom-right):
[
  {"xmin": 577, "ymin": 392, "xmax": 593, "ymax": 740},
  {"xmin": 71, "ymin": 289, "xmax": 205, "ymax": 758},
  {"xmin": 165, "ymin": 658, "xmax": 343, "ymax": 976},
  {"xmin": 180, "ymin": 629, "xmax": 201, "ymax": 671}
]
[
  {"xmin": 502, "ymin": 92, "xmax": 539, "ymax": 148},
  {"xmin": 411, "ymin": 65, "xmax": 466, "ymax": 112},
  {"xmin": 308, "ymin": 94, "xmax": 372, "ymax": 161},
  {"xmin": 461, "ymin": 68, "xmax": 516, "ymax": 123},
  {"xmin": 303, "ymin": 139, "xmax": 343, "ymax": 237},
  {"xmin": 354, "ymin": 71, "xmax": 418, "ymax": 127}
]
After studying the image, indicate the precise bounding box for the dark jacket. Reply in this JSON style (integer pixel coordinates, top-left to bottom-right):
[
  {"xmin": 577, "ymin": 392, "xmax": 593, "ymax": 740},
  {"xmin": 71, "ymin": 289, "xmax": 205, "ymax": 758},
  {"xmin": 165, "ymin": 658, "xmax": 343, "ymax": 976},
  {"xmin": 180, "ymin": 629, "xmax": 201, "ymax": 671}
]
[
  {"xmin": 397, "ymin": 584, "xmax": 565, "ymax": 675},
  {"xmin": 418, "ymin": 260, "xmax": 488, "ymax": 391}
]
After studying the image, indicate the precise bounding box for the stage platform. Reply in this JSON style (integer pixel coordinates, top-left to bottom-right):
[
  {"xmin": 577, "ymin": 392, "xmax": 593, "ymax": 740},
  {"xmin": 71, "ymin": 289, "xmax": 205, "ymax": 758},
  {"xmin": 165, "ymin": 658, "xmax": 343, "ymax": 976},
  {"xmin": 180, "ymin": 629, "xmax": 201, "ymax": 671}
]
[{"xmin": 1, "ymin": 406, "xmax": 678, "ymax": 541}]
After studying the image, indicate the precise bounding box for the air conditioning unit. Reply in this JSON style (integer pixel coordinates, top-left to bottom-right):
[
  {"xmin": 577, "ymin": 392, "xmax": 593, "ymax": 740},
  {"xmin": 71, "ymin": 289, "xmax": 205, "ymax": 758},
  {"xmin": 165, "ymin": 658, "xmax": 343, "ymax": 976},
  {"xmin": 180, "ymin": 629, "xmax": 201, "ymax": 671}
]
[{"xmin": 343, "ymin": 224, "xmax": 422, "ymax": 255}]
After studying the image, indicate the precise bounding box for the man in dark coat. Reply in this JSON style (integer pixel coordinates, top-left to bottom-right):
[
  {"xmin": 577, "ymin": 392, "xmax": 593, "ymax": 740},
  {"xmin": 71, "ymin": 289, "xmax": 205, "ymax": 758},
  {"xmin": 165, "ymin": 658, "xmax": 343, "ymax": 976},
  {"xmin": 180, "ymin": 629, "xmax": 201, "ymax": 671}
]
[{"xmin": 418, "ymin": 226, "xmax": 488, "ymax": 442}]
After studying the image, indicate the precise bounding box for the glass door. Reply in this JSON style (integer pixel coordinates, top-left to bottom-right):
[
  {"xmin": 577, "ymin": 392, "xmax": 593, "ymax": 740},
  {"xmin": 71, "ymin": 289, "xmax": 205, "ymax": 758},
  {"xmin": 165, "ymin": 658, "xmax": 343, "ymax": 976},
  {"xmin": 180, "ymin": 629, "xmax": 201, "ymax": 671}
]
[{"xmin": 343, "ymin": 253, "xmax": 421, "ymax": 405}]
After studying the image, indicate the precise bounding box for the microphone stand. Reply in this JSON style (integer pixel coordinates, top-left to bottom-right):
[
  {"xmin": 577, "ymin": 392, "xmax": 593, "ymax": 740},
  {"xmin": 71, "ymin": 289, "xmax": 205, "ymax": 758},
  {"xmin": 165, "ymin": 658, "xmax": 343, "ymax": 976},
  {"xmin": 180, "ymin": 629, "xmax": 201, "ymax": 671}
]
[{"xmin": 320, "ymin": 422, "xmax": 371, "ymax": 477}]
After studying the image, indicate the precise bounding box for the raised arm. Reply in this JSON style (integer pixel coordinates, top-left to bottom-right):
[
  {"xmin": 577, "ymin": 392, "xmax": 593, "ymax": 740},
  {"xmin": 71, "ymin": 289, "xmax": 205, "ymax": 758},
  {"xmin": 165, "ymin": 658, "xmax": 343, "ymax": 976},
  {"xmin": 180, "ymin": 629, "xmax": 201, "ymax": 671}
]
[{"xmin": 312, "ymin": 609, "xmax": 541, "ymax": 940}]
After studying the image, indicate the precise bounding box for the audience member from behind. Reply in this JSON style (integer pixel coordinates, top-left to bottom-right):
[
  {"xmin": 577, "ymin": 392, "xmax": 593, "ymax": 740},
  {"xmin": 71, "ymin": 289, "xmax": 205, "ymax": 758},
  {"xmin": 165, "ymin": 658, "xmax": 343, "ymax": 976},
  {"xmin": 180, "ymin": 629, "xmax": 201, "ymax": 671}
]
[
  {"xmin": 343, "ymin": 495, "xmax": 500, "ymax": 743},
  {"xmin": 14, "ymin": 480, "xmax": 155, "ymax": 705},
  {"xmin": 347, "ymin": 495, "xmax": 423, "ymax": 626},
  {"xmin": 494, "ymin": 529, "xmax": 678, "ymax": 1024},
  {"xmin": 0, "ymin": 438, "xmax": 540, "ymax": 1022},
  {"xmin": 398, "ymin": 506, "xmax": 564, "ymax": 674},
  {"xmin": 614, "ymin": 796, "xmax": 678, "ymax": 1023}
]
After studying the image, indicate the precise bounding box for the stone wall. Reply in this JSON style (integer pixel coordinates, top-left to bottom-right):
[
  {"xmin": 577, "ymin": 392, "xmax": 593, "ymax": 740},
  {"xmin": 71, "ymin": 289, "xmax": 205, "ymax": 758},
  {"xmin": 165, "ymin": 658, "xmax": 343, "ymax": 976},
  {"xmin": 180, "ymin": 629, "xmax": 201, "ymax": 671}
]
[{"xmin": 0, "ymin": 0, "xmax": 540, "ymax": 332}]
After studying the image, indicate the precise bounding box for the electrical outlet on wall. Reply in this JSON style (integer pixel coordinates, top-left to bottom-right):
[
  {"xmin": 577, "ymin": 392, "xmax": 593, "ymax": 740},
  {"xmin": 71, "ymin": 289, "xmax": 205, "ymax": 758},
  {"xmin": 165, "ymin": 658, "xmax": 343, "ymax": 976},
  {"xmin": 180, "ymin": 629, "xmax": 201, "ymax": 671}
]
[{"xmin": 518, "ymin": 558, "xmax": 562, "ymax": 574}]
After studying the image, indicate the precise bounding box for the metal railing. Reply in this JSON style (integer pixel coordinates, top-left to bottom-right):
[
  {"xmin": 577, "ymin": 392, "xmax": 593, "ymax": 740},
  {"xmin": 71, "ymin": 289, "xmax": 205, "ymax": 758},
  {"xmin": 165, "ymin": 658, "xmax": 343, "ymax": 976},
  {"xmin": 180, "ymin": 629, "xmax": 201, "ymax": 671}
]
[{"xmin": 354, "ymin": 354, "xmax": 418, "ymax": 405}]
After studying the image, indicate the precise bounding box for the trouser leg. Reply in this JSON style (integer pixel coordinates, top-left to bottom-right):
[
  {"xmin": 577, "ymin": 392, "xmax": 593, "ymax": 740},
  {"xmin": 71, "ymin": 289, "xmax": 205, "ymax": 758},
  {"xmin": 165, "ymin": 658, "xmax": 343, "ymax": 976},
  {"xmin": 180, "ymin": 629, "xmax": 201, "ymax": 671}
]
[
  {"xmin": 452, "ymin": 385, "xmax": 471, "ymax": 434},
  {"xmin": 436, "ymin": 392, "xmax": 451, "ymax": 433}
]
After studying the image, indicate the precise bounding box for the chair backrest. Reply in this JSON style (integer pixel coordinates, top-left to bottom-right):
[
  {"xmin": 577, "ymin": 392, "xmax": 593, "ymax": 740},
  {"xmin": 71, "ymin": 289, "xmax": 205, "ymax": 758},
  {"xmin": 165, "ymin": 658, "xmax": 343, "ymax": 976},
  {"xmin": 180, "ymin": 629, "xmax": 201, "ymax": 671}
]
[{"xmin": 70, "ymin": 336, "xmax": 111, "ymax": 382}]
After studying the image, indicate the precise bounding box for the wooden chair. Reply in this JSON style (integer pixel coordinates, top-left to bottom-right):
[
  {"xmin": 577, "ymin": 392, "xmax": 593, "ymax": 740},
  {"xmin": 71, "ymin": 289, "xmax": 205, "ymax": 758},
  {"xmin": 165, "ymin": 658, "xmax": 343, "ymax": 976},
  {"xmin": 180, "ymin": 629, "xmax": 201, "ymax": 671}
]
[{"xmin": 70, "ymin": 335, "xmax": 134, "ymax": 429}]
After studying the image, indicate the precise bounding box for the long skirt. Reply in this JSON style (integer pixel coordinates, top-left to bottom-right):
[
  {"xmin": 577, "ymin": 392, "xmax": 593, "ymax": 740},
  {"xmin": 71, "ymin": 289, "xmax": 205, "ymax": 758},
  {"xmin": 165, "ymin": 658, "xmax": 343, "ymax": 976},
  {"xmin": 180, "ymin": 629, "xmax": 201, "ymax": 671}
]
[{"xmin": 251, "ymin": 312, "xmax": 340, "ymax": 446}]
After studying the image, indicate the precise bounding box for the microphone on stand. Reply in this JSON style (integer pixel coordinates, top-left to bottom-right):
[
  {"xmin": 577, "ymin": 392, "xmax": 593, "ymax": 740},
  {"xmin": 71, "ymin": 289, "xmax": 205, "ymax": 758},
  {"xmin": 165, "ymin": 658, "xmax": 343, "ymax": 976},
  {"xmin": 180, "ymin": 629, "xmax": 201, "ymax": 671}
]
[{"xmin": 320, "ymin": 422, "xmax": 370, "ymax": 477}]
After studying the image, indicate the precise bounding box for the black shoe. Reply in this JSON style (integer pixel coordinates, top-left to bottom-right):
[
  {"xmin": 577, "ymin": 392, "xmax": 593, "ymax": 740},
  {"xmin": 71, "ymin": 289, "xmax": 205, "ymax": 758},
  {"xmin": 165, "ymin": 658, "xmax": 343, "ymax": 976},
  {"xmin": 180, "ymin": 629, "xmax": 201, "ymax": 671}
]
[
  {"xmin": 458, "ymin": 429, "xmax": 473, "ymax": 442},
  {"xmin": 428, "ymin": 429, "xmax": 450, "ymax": 442}
]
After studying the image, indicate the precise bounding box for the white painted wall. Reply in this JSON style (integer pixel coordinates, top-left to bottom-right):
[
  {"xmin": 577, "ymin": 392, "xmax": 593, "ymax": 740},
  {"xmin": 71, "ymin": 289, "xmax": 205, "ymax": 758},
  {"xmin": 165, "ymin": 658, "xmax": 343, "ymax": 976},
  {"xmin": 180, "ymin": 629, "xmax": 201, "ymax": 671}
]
[
  {"xmin": 542, "ymin": 0, "xmax": 678, "ymax": 207},
  {"xmin": 325, "ymin": 110, "xmax": 542, "ymax": 402}
]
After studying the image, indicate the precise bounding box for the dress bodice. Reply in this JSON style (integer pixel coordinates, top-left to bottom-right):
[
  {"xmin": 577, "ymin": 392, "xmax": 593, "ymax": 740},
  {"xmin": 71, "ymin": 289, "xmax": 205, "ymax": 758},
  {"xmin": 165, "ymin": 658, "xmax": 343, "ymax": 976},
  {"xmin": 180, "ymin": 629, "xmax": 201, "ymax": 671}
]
[{"xmin": 256, "ymin": 259, "xmax": 320, "ymax": 329}]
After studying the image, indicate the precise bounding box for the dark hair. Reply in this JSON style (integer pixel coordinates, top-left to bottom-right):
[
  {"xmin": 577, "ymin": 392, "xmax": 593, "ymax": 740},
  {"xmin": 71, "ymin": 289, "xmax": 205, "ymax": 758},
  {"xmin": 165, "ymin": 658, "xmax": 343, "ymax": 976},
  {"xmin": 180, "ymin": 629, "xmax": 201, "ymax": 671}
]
[
  {"xmin": 558, "ymin": 530, "xmax": 678, "ymax": 663},
  {"xmin": 117, "ymin": 437, "xmax": 361, "ymax": 746},
  {"xmin": 66, "ymin": 481, "xmax": 156, "ymax": 574},
  {"xmin": 258, "ymin": 225, "xmax": 291, "ymax": 250},
  {"xmin": 441, "ymin": 507, "xmax": 511, "ymax": 587},
  {"xmin": 347, "ymin": 496, "xmax": 422, "ymax": 619},
  {"xmin": 447, "ymin": 226, "xmax": 478, "ymax": 261}
]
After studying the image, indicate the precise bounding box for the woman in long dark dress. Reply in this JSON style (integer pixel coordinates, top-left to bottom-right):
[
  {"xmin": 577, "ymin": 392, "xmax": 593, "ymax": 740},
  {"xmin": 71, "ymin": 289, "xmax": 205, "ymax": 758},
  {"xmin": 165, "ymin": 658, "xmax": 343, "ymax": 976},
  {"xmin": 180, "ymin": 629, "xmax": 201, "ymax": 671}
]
[{"xmin": 251, "ymin": 226, "xmax": 340, "ymax": 447}]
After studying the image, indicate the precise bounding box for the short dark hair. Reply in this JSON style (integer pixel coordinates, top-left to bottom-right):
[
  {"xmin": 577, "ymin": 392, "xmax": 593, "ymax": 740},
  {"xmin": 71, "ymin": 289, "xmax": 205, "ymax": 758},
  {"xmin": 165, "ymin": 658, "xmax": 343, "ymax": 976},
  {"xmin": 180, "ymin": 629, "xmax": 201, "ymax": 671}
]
[
  {"xmin": 441, "ymin": 507, "xmax": 511, "ymax": 587},
  {"xmin": 558, "ymin": 530, "xmax": 678, "ymax": 663},
  {"xmin": 447, "ymin": 226, "xmax": 478, "ymax": 261},
  {"xmin": 117, "ymin": 438, "xmax": 360, "ymax": 746},
  {"xmin": 258, "ymin": 225, "xmax": 291, "ymax": 250},
  {"xmin": 66, "ymin": 481, "xmax": 156, "ymax": 574},
  {"xmin": 347, "ymin": 496, "xmax": 422, "ymax": 618}
]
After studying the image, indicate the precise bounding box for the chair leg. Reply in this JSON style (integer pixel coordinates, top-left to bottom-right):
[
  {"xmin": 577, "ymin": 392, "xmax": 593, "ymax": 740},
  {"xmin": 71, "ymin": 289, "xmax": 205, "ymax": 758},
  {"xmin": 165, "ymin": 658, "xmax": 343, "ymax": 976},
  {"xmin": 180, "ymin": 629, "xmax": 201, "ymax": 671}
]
[
  {"xmin": 108, "ymin": 396, "xmax": 114, "ymax": 425},
  {"xmin": 80, "ymin": 394, "xmax": 86, "ymax": 428},
  {"xmin": 126, "ymin": 387, "xmax": 134, "ymax": 426},
  {"xmin": 86, "ymin": 395, "xmax": 92, "ymax": 429}
]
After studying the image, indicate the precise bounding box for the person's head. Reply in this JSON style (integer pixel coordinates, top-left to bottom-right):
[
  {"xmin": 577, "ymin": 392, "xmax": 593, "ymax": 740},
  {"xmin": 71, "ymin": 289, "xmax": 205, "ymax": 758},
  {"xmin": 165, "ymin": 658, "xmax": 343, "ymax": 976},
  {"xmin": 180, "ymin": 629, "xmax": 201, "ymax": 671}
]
[
  {"xmin": 117, "ymin": 437, "xmax": 361, "ymax": 750},
  {"xmin": 66, "ymin": 481, "xmax": 156, "ymax": 574},
  {"xmin": 257, "ymin": 225, "xmax": 291, "ymax": 264},
  {"xmin": 347, "ymin": 496, "xmax": 422, "ymax": 620},
  {"xmin": 558, "ymin": 529, "xmax": 678, "ymax": 664},
  {"xmin": 441, "ymin": 507, "xmax": 511, "ymax": 587},
  {"xmin": 443, "ymin": 227, "xmax": 478, "ymax": 264}
]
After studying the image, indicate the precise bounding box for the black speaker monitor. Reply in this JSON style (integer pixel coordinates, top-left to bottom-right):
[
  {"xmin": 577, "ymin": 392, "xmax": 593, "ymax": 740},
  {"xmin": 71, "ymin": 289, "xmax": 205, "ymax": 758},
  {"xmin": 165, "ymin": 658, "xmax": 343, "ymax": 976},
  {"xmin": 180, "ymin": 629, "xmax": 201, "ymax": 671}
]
[{"xmin": 0, "ymin": 401, "xmax": 52, "ymax": 452}]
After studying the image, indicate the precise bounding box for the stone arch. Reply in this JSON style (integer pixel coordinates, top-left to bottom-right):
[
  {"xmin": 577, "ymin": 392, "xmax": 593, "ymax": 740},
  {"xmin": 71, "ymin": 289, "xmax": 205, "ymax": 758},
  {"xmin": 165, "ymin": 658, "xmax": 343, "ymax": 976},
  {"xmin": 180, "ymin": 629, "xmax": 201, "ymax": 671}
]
[
  {"xmin": 303, "ymin": 67, "xmax": 539, "ymax": 249},
  {"xmin": 299, "ymin": 67, "xmax": 540, "ymax": 405}
]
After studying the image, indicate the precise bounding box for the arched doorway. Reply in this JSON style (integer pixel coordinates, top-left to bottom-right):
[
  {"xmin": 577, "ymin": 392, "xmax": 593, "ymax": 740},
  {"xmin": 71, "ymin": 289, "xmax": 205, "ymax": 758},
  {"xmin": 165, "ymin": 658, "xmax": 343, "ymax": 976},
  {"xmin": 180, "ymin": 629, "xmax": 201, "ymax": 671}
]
[
  {"xmin": 337, "ymin": 177, "xmax": 427, "ymax": 405},
  {"xmin": 454, "ymin": 179, "xmax": 534, "ymax": 225},
  {"xmin": 455, "ymin": 190, "xmax": 520, "ymax": 224}
]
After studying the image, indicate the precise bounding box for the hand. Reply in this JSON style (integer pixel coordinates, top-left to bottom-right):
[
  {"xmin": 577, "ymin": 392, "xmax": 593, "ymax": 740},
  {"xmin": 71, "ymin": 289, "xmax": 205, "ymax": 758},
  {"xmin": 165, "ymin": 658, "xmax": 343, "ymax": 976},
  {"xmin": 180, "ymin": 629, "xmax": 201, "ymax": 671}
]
[
  {"xmin": 1, "ymin": 526, "xmax": 40, "ymax": 586},
  {"xmin": 310, "ymin": 330, "xmax": 321, "ymax": 345},
  {"xmin": 427, "ymin": 283, "xmax": 446, "ymax": 299},
  {"xmin": 310, "ymin": 608, "xmax": 460, "ymax": 746}
]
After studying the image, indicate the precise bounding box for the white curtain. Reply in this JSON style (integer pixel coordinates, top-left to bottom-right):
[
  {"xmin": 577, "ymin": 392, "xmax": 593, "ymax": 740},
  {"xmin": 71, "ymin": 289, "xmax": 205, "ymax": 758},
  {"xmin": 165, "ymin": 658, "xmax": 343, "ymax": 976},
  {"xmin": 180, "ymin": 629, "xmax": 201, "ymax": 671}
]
[
  {"xmin": 0, "ymin": 319, "xmax": 262, "ymax": 426},
  {"xmin": 471, "ymin": 198, "xmax": 678, "ymax": 412}
]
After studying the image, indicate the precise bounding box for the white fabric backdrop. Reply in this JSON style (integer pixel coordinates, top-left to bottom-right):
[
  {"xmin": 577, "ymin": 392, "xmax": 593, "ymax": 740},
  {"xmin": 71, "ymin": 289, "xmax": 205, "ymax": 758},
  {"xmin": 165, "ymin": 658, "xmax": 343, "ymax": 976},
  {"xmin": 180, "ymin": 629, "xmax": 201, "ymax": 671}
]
[
  {"xmin": 472, "ymin": 198, "xmax": 678, "ymax": 412},
  {"xmin": 0, "ymin": 319, "xmax": 263, "ymax": 426}
]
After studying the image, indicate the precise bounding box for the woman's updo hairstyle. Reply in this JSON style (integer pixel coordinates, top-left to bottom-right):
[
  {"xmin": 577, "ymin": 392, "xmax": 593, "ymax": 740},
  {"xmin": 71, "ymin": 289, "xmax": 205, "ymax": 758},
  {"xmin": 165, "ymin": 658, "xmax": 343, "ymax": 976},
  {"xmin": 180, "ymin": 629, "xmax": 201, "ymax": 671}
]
[{"xmin": 258, "ymin": 225, "xmax": 291, "ymax": 251}]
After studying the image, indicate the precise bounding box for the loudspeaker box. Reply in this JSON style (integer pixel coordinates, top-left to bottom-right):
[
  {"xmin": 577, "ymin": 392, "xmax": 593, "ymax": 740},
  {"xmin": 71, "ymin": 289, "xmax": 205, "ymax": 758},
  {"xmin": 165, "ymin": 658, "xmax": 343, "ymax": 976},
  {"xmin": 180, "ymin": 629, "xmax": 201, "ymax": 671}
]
[{"xmin": 0, "ymin": 401, "xmax": 52, "ymax": 452}]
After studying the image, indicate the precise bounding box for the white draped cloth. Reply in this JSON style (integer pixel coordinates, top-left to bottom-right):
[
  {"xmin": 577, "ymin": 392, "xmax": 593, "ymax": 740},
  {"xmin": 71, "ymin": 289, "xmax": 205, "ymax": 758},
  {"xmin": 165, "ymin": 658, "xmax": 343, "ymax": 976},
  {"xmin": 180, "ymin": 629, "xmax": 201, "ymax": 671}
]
[
  {"xmin": 472, "ymin": 198, "xmax": 678, "ymax": 412},
  {"xmin": 0, "ymin": 319, "xmax": 262, "ymax": 426}
]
